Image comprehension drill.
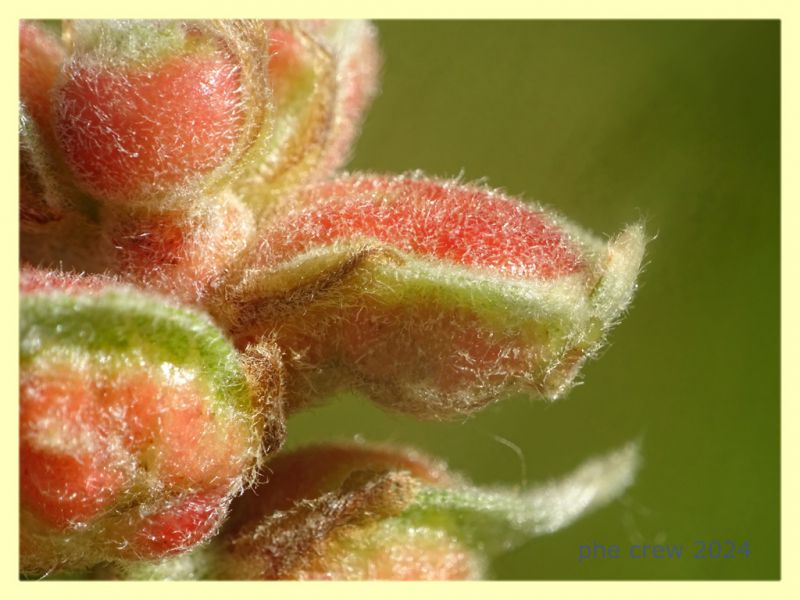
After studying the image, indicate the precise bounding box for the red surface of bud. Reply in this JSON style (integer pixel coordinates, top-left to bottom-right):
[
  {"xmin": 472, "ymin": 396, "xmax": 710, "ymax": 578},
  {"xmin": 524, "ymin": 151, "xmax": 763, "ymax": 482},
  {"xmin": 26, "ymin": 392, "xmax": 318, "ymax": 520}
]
[
  {"xmin": 214, "ymin": 173, "xmax": 645, "ymax": 418},
  {"xmin": 55, "ymin": 21, "xmax": 250, "ymax": 205}
]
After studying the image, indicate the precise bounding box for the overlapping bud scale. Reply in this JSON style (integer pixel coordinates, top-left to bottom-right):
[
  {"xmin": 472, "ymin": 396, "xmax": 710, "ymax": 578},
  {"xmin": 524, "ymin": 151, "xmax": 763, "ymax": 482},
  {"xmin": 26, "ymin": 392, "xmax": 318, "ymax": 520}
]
[{"xmin": 214, "ymin": 173, "xmax": 645, "ymax": 418}]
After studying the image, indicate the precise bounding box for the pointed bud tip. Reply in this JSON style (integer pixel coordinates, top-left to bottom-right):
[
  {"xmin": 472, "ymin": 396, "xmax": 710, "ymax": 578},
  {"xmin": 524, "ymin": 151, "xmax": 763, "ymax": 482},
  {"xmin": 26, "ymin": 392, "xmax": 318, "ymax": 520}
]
[
  {"xmin": 522, "ymin": 440, "xmax": 641, "ymax": 536},
  {"xmin": 593, "ymin": 222, "xmax": 647, "ymax": 324}
]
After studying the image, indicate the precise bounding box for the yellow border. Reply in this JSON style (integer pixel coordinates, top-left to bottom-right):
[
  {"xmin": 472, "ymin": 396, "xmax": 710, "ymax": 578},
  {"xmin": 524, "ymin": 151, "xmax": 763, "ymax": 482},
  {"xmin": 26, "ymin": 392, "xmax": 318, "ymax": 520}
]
[{"xmin": 4, "ymin": 2, "xmax": 795, "ymax": 598}]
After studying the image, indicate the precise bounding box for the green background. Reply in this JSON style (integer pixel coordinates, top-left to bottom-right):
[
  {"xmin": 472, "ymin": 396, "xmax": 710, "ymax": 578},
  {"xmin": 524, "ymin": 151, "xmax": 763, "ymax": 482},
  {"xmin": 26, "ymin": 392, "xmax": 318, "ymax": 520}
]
[{"xmin": 285, "ymin": 21, "xmax": 780, "ymax": 579}]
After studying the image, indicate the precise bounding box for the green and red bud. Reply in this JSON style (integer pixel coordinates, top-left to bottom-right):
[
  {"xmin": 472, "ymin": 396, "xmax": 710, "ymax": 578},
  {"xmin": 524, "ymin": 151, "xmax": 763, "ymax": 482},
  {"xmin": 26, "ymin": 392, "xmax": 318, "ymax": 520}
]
[
  {"xmin": 19, "ymin": 267, "xmax": 283, "ymax": 574},
  {"xmin": 233, "ymin": 20, "xmax": 380, "ymax": 205},
  {"xmin": 54, "ymin": 20, "xmax": 268, "ymax": 207},
  {"xmin": 231, "ymin": 20, "xmax": 334, "ymax": 204},
  {"xmin": 21, "ymin": 21, "xmax": 270, "ymax": 290},
  {"xmin": 21, "ymin": 20, "xmax": 379, "ymax": 293},
  {"xmin": 213, "ymin": 173, "xmax": 646, "ymax": 418},
  {"xmin": 39, "ymin": 19, "xmax": 376, "ymax": 212},
  {"xmin": 303, "ymin": 20, "xmax": 381, "ymax": 178},
  {"xmin": 127, "ymin": 441, "xmax": 638, "ymax": 580}
]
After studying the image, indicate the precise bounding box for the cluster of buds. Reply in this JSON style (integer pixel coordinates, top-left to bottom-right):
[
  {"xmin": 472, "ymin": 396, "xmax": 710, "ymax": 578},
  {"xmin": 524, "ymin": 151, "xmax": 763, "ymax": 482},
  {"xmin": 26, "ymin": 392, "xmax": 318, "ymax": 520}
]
[{"xmin": 19, "ymin": 19, "xmax": 646, "ymax": 580}]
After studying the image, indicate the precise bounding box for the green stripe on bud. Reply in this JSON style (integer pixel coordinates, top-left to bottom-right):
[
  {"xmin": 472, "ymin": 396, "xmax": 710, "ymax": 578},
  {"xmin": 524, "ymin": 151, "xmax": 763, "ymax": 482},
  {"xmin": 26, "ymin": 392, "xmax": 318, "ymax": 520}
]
[
  {"xmin": 214, "ymin": 174, "xmax": 647, "ymax": 418},
  {"xmin": 124, "ymin": 442, "xmax": 638, "ymax": 580},
  {"xmin": 21, "ymin": 289, "xmax": 250, "ymax": 412},
  {"xmin": 399, "ymin": 441, "xmax": 641, "ymax": 557}
]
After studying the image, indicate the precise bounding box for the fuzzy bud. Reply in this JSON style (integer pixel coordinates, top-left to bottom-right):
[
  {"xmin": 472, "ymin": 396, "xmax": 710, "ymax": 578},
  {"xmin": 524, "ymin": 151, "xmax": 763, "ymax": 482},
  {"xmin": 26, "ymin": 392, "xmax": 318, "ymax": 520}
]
[
  {"xmin": 213, "ymin": 173, "xmax": 646, "ymax": 418},
  {"xmin": 113, "ymin": 441, "xmax": 638, "ymax": 580},
  {"xmin": 19, "ymin": 267, "xmax": 283, "ymax": 575},
  {"xmin": 25, "ymin": 20, "xmax": 379, "ymax": 292},
  {"xmin": 304, "ymin": 20, "xmax": 381, "ymax": 177},
  {"xmin": 54, "ymin": 20, "xmax": 269, "ymax": 207},
  {"xmin": 233, "ymin": 20, "xmax": 380, "ymax": 207},
  {"xmin": 49, "ymin": 19, "xmax": 378, "ymax": 212}
]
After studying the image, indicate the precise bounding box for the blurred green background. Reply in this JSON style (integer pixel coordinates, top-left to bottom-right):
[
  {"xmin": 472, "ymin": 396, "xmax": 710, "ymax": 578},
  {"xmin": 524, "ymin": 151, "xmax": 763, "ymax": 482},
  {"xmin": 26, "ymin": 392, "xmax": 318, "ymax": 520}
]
[{"xmin": 284, "ymin": 21, "xmax": 780, "ymax": 579}]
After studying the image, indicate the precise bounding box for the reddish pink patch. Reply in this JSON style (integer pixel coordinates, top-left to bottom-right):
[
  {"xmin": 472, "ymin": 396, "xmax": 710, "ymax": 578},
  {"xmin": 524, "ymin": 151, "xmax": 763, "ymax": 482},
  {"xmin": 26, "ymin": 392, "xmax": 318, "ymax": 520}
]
[
  {"xmin": 156, "ymin": 389, "xmax": 248, "ymax": 487},
  {"xmin": 20, "ymin": 265, "xmax": 113, "ymax": 294},
  {"xmin": 108, "ymin": 373, "xmax": 245, "ymax": 488},
  {"xmin": 264, "ymin": 176, "xmax": 584, "ymax": 279},
  {"xmin": 130, "ymin": 490, "xmax": 227, "ymax": 556},
  {"xmin": 111, "ymin": 216, "xmax": 187, "ymax": 272},
  {"xmin": 20, "ymin": 445, "xmax": 123, "ymax": 528},
  {"xmin": 56, "ymin": 51, "xmax": 244, "ymax": 201},
  {"xmin": 19, "ymin": 370, "xmax": 125, "ymax": 526},
  {"xmin": 19, "ymin": 357, "xmax": 244, "ymax": 534}
]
